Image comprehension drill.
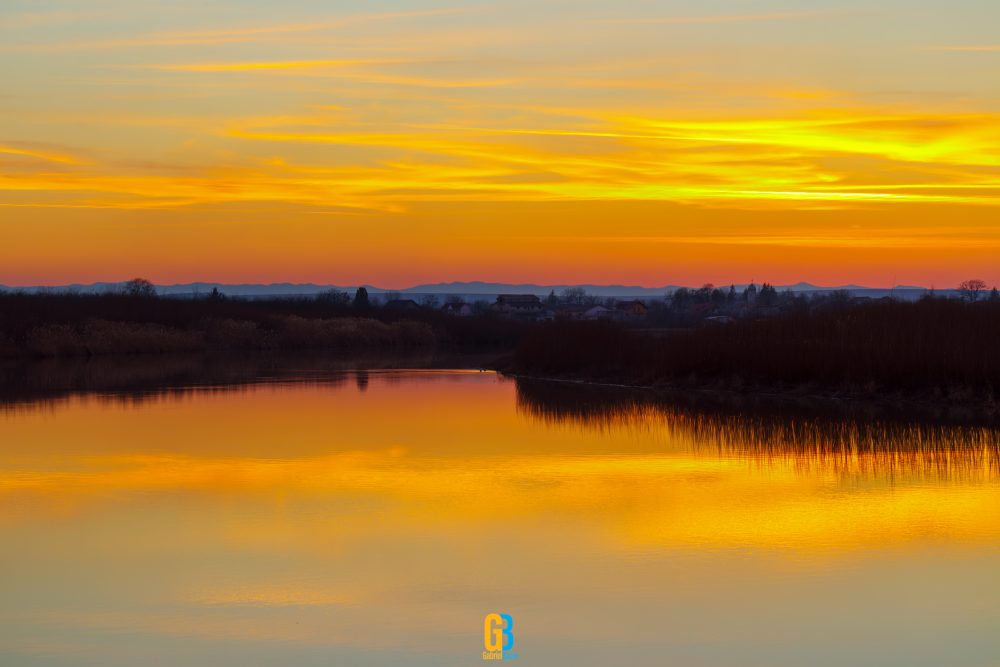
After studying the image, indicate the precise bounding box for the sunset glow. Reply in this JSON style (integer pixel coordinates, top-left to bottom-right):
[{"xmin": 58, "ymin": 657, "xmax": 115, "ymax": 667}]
[
  {"xmin": 3, "ymin": 373, "xmax": 998, "ymax": 663},
  {"xmin": 3, "ymin": 1, "xmax": 1000, "ymax": 286}
]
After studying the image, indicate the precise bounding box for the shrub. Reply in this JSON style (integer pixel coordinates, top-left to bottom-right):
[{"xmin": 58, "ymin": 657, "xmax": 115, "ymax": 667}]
[
  {"xmin": 514, "ymin": 299, "xmax": 1000, "ymax": 395},
  {"xmin": 81, "ymin": 320, "xmax": 204, "ymax": 355},
  {"xmin": 25, "ymin": 325, "xmax": 87, "ymax": 357}
]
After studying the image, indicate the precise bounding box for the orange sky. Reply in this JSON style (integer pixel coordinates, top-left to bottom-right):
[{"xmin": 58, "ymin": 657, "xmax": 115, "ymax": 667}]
[{"xmin": 2, "ymin": 1, "xmax": 1000, "ymax": 287}]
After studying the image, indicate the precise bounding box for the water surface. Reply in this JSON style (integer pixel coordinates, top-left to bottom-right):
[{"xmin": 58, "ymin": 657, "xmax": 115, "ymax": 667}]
[{"xmin": 1, "ymin": 369, "xmax": 998, "ymax": 666}]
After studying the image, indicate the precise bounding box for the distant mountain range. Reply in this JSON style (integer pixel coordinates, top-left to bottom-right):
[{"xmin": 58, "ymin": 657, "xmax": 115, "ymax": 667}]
[{"xmin": 0, "ymin": 280, "xmax": 952, "ymax": 301}]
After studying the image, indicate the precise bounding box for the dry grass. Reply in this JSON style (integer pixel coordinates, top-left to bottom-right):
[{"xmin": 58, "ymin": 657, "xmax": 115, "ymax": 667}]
[
  {"xmin": 514, "ymin": 299, "xmax": 1000, "ymax": 397},
  {"xmin": 12, "ymin": 315, "xmax": 438, "ymax": 358},
  {"xmin": 0, "ymin": 292, "xmax": 521, "ymax": 358}
]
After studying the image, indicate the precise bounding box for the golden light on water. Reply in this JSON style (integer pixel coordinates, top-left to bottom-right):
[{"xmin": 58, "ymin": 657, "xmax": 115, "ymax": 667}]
[{"xmin": 1, "ymin": 372, "xmax": 999, "ymax": 664}]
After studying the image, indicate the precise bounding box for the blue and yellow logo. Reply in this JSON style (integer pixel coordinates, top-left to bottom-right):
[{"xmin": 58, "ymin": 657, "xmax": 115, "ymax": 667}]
[{"xmin": 482, "ymin": 613, "xmax": 518, "ymax": 661}]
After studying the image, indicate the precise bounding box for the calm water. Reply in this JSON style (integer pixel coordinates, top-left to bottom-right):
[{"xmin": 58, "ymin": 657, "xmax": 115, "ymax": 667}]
[{"xmin": 1, "ymin": 369, "xmax": 998, "ymax": 666}]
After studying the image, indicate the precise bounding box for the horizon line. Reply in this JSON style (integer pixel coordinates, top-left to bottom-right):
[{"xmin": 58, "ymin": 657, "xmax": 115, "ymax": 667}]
[{"xmin": 0, "ymin": 279, "xmax": 949, "ymax": 292}]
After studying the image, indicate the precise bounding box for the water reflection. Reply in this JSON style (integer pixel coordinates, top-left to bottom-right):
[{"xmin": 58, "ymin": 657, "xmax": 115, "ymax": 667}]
[
  {"xmin": 1, "ymin": 368, "xmax": 998, "ymax": 666},
  {"xmin": 0, "ymin": 351, "xmax": 490, "ymax": 411},
  {"xmin": 516, "ymin": 379, "xmax": 1000, "ymax": 483}
]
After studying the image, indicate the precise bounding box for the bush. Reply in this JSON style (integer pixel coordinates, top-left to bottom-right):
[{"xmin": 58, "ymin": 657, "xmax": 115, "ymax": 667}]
[
  {"xmin": 513, "ymin": 299, "xmax": 1000, "ymax": 396},
  {"xmin": 0, "ymin": 291, "xmax": 517, "ymax": 358},
  {"xmin": 25, "ymin": 324, "xmax": 87, "ymax": 357},
  {"xmin": 201, "ymin": 318, "xmax": 264, "ymax": 349},
  {"xmin": 274, "ymin": 316, "xmax": 437, "ymax": 350},
  {"xmin": 81, "ymin": 320, "xmax": 203, "ymax": 355}
]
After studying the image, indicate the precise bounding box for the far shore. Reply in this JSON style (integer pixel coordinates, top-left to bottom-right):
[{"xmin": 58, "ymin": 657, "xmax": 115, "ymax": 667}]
[
  {"xmin": 503, "ymin": 298, "xmax": 1000, "ymax": 412},
  {"xmin": 4, "ymin": 289, "xmax": 999, "ymax": 414}
]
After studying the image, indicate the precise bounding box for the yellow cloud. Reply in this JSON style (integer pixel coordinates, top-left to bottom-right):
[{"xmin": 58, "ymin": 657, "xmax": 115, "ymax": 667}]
[
  {"xmin": 5, "ymin": 103, "xmax": 1000, "ymax": 214},
  {"xmin": 932, "ymin": 45, "xmax": 1000, "ymax": 52},
  {"xmin": 620, "ymin": 113, "xmax": 1000, "ymax": 166},
  {"xmin": 0, "ymin": 145, "xmax": 81, "ymax": 164},
  {"xmin": 599, "ymin": 11, "xmax": 836, "ymax": 26},
  {"xmin": 149, "ymin": 59, "xmax": 397, "ymax": 73}
]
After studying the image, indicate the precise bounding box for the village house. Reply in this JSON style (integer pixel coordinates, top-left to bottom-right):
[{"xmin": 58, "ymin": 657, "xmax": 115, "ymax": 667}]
[
  {"xmin": 583, "ymin": 305, "xmax": 613, "ymax": 320},
  {"xmin": 383, "ymin": 299, "xmax": 420, "ymax": 311},
  {"xmin": 613, "ymin": 299, "xmax": 649, "ymax": 320},
  {"xmin": 555, "ymin": 304, "xmax": 588, "ymax": 320},
  {"xmin": 441, "ymin": 302, "xmax": 473, "ymax": 317},
  {"xmin": 492, "ymin": 294, "xmax": 544, "ymax": 318}
]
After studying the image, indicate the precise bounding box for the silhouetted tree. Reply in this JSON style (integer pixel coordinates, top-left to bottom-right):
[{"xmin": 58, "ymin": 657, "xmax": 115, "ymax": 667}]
[
  {"xmin": 123, "ymin": 278, "xmax": 156, "ymax": 298},
  {"xmin": 959, "ymin": 279, "xmax": 987, "ymax": 302},
  {"xmin": 828, "ymin": 289, "xmax": 852, "ymax": 308},
  {"xmin": 695, "ymin": 283, "xmax": 714, "ymax": 303},
  {"xmin": 990, "ymin": 287, "xmax": 999, "ymax": 302},
  {"xmin": 316, "ymin": 288, "xmax": 349, "ymax": 305},
  {"xmin": 545, "ymin": 290, "xmax": 558, "ymax": 307},
  {"xmin": 420, "ymin": 294, "xmax": 439, "ymax": 308},
  {"xmin": 671, "ymin": 287, "xmax": 691, "ymax": 310},
  {"xmin": 561, "ymin": 287, "xmax": 587, "ymax": 305},
  {"xmin": 353, "ymin": 286, "xmax": 370, "ymax": 309},
  {"xmin": 726, "ymin": 285, "xmax": 737, "ymax": 304},
  {"xmin": 758, "ymin": 283, "xmax": 778, "ymax": 307},
  {"xmin": 208, "ymin": 286, "xmax": 225, "ymax": 301}
]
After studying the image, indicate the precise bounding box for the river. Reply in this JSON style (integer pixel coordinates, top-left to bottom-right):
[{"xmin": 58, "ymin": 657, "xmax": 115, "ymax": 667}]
[{"xmin": 1, "ymin": 367, "xmax": 998, "ymax": 666}]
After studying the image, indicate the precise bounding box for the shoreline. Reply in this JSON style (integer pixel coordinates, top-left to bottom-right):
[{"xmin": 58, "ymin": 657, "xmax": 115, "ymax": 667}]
[{"xmin": 498, "ymin": 369, "xmax": 1000, "ymax": 418}]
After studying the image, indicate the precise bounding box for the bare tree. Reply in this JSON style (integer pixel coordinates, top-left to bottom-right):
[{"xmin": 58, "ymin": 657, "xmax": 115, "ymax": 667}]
[
  {"xmin": 316, "ymin": 288, "xmax": 350, "ymax": 305},
  {"xmin": 123, "ymin": 278, "xmax": 156, "ymax": 298},
  {"xmin": 560, "ymin": 287, "xmax": 587, "ymax": 305},
  {"xmin": 959, "ymin": 279, "xmax": 987, "ymax": 302}
]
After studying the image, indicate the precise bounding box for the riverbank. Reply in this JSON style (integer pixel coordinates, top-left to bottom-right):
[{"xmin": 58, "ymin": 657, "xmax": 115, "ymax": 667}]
[
  {"xmin": 501, "ymin": 371, "xmax": 1000, "ymax": 421},
  {"xmin": 0, "ymin": 292, "xmax": 526, "ymax": 359},
  {"xmin": 0, "ymin": 350, "xmax": 500, "ymax": 408},
  {"xmin": 503, "ymin": 299, "xmax": 1000, "ymax": 410}
]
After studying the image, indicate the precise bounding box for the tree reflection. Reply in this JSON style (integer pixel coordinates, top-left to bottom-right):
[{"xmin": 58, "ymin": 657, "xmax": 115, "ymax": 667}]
[{"xmin": 515, "ymin": 378, "xmax": 1000, "ymax": 482}]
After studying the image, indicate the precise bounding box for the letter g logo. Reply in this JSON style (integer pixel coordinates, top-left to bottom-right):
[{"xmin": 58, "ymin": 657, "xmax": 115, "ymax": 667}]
[{"xmin": 484, "ymin": 613, "xmax": 514, "ymax": 652}]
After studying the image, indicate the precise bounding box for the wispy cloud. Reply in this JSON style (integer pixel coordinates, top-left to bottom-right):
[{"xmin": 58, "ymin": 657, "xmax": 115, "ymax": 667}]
[
  {"xmin": 6, "ymin": 104, "xmax": 999, "ymax": 213},
  {"xmin": 9, "ymin": 6, "xmax": 477, "ymax": 52},
  {"xmin": 0, "ymin": 144, "xmax": 81, "ymax": 165},
  {"xmin": 932, "ymin": 45, "xmax": 1000, "ymax": 52},
  {"xmin": 146, "ymin": 59, "xmax": 399, "ymax": 73},
  {"xmin": 0, "ymin": 10, "xmax": 93, "ymax": 29},
  {"xmin": 598, "ymin": 11, "xmax": 835, "ymax": 26},
  {"xmin": 155, "ymin": 6, "xmax": 474, "ymax": 42},
  {"xmin": 139, "ymin": 59, "xmax": 521, "ymax": 88}
]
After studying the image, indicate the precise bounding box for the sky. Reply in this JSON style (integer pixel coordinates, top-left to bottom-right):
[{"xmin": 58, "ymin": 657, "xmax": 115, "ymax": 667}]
[{"xmin": 2, "ymin": 0, "xmax": 1000, "ymax": 288}]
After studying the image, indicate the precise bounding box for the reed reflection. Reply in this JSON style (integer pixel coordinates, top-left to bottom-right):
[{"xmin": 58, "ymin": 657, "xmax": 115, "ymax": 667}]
[
  {"xmin": 2, "ymin": 370, "xmax": 999, "ymax": 667},
  {"xmin": 516, "ymin": 379, "xmax": 1000, "ymax": 483},
  {"xmin": 0, "ymin": 351, "xmax": 487, "ymax": 412}
]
